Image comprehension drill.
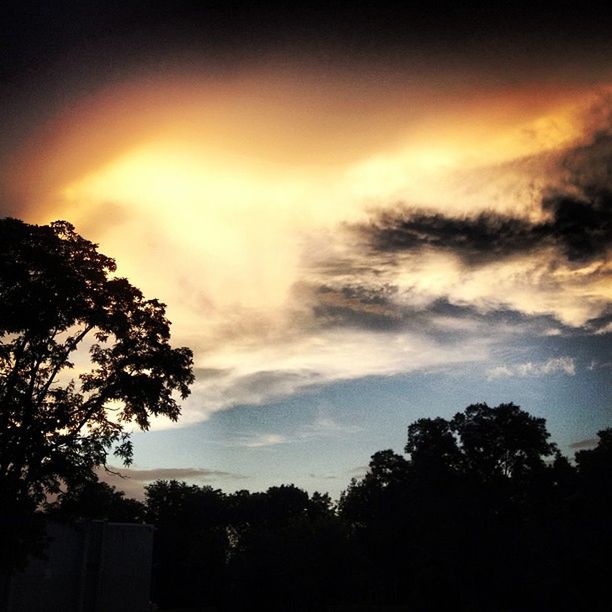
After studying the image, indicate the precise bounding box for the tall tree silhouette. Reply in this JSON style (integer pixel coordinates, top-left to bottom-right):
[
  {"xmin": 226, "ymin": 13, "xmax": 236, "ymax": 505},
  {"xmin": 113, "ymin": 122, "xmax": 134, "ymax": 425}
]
[
  {"xmin": 339, "ymin": 403, "xmax": 568, "ymax": 609},
  {"xmin": 451, "ymin": 402, "xmax": 556, "ymax": 480},
  {"xmin": 0, "ymin": 218, "xmax": 193, "ymax": 570}
]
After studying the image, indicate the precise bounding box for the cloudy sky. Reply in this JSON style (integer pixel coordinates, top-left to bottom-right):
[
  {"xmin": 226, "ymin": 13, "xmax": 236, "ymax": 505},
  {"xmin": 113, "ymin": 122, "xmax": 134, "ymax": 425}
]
[{"xmin": 2, "ymin": 2, "xmax": 611, "ymax": 498}]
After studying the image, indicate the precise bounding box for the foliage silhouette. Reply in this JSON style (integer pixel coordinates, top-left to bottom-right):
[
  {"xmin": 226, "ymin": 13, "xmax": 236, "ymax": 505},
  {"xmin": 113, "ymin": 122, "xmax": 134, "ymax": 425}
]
[
  {"xmin": 46, "ymin": 475, "xmax": 145, "ymax": 523},
  {"xmin": 117, "ymin": 404, "xmax": 610, "ymax": 611},
  {"xmin": 140, "ymin": 480, "xmax": 351, "ymax": 610},
  {"xmin": 406, "ymin": 416, "xmax": 461, "ymax": 474},
  {"xmin": 0, "ymin": 218, "xmax": 193, "ymax": 571},
  {"xmin": 337, "ymin": 404, "xmax": 609, "ymax": 610},
  {"xmin": 451, "ymin": 402, "xmax": 556, "ymax": 479},
  {"xmin": 145, "ymin": 480, "xmax": 229, "ymax": 608}
]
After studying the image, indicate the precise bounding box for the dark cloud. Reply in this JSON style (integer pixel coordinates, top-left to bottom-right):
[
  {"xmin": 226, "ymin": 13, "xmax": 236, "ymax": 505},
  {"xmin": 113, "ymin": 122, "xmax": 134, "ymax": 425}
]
[
  {"xmin": 309, "ymin": 278, "xmax": 575, "ymax": 338},
  {"xmin": 297, "ymin": 119, "xmax": 612, "ymax": 346},
  {"xmin": 569, "ymin": 438, "xmax": 598, "ymax": 450},
  {"xmin": 356, "ymin": 112, "xmax": 612, "ymax": 267},
  {"xmin": 362, "ymin": 209, "xmax": 538, "ymax": 264},
  {"xmin": 97, "ymin": 466, "xmax": 246, "ymax": 499},
  {"xmin": 359, "ymin": 186, "xmax": 612, "ymax": 266},
  {"xmin": 543, "ymin": 188, "xmax": 612, "ymax": 262},
  {"xmin": 358, "ymin": 184, "xmax": 612, "ymax": 265},
  {"xmin": 313, "ymin": 283, "xmax": 402, "ymax": 331}
]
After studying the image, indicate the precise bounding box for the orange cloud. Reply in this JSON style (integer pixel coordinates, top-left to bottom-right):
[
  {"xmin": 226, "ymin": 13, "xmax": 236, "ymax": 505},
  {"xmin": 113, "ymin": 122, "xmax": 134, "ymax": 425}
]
[
  {"xmin": 5, "ymin": 66, "xmax": 610, "ymax": 425},
  {"xmin": 7, "ymin": 66, "xmax": 594, "ymax": 221}
]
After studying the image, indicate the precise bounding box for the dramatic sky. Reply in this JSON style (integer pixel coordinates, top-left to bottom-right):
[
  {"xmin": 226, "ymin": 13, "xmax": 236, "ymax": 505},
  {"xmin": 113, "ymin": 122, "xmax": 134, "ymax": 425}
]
[{"xmin": 2, "ymin": 2, "xmax": 611, "ymax": 498}]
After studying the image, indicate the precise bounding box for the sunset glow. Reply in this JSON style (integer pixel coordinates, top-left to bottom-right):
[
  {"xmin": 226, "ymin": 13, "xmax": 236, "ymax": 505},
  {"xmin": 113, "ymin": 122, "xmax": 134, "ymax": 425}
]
[{"xmin": 1, "ymin": 6, "xmax": 610, "ymax": 497}]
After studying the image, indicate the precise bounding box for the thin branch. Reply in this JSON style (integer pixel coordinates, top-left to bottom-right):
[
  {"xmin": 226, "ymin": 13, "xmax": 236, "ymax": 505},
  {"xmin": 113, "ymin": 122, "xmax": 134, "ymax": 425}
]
[
  {"xmin": 27, "ymin": 328, "xmax": 59, "ymax": 401},
  {"xmin": 103, "ymin": 464, "xmax": 126, "ymax": 479},
  {"xmin": 0, "ymin": 333, "xmax": 31, "ymax": 401},
  {"xmin": 50, "ymin": 387, "xmax": 114, "ymax": 452},
  {"xmin": 35, "ymin": 323, "xmax": 94, "ymax": 407}
]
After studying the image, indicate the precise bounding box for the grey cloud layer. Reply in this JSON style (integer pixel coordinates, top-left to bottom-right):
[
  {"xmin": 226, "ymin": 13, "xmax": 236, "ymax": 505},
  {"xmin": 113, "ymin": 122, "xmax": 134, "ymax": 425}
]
[
  {"xmin": 302, "ymin": 125, "xmax": 612, "ymax": 337},
  {"xmin": 357, "ymin": 185, "xmax": 612, "ymax": 265},
  {"xmin": 98, "ymin": 466, "xmax": 247, "ymax": 499},
  {"xmin": 310, "ymin": 287, "xmax": 573, "ymax": 336}
]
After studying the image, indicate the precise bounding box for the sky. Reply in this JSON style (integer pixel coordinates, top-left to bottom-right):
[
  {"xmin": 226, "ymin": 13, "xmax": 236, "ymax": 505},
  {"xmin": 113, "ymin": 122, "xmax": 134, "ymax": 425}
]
[{"xmin": 1, "ymin": 2, "xmax": 611, "ymax": 499}]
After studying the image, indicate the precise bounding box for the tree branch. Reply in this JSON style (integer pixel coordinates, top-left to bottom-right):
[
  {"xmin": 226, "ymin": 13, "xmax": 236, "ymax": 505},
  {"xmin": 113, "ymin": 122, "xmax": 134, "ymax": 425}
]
[{"xmin": 35, "ymin": 324, "xmax": 94, "ymax": 407}]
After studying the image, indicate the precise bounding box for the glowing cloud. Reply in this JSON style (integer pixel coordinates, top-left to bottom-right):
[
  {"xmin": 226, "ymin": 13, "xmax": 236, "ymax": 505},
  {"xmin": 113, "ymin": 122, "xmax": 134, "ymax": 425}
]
[{"xmin": 7, "ymin": 70, "xmax": 612, "ymax": 425}]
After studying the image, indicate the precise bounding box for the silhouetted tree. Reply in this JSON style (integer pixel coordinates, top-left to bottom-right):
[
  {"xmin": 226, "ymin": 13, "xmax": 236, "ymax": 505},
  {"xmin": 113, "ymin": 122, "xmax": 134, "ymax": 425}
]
[
  {"xmin": 451, "ymin": 402, "xmax": 556, "ymax": 480},
  {"xmin": 46, "ymin": 475, "xmax": 145, "ymax": 522},
  {"xmin": 338, "ymin": 450, "xmax": 409, "ymax": 525},
  {"xmin": 145, "ymin": 480, "xmax": 228, "ymax": 608},
  {"xmin": 226, "ymin": 485, "xmax": 348, "ymax": 611},
  {"xmin": 338, "ymin": 403, "xmax": 570, "ymax": 609},
  {"xmin": 406, "ymin": 416, "xmax": 462, "ymax": 473},
  {"xmin": 307, "ymin": 490, "xmax": 334, "ymax": 520},
  {"xmin": 0, "ymin": 218, "xmax": 193, "ymax": 571},
  {"xmin": 103, "ymin": 404, "xmax": 606, "ymax": 611},
  {"xmin": 567, "ymin": 428, "xmax": 612, "ymax": 608},
  {"xmin": 575, "ymin": 427, "xmax": 612, "ymax": 485}
]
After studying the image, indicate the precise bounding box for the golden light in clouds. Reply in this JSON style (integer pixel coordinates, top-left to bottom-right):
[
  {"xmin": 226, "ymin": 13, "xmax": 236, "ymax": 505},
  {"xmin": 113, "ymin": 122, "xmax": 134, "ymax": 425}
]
[
  {"xmin": 10, "ymin": 70, "xmax": 610, "ymax": 423},
  {"xmin": 11, "ymin": 70, "xmax": 589, "ymax": 217},
  {"xmin": 57, "ymin": 143, "xmax": 344, "ymax": 325}
]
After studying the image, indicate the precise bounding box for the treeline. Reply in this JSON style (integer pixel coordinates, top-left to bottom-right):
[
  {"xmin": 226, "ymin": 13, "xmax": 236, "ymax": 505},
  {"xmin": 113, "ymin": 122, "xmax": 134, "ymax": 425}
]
[{"xmin": 47, "ymin": 403, "xmax": 612, "ymax": 611}]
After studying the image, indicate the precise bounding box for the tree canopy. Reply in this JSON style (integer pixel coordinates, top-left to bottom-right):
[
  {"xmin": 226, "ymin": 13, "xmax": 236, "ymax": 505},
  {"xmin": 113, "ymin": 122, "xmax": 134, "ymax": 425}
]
[
  {"xmin": 336, "ymin": 405, "xmax": 609, "ymax": 610},
  {"xmin": 22, "ymin": 400, "xmax": 612, "ymax": 611},
  {"xmin": 47, "ymin": 475, "xmax": 145, "ymax": 523},
  {"xmin": 0, "ymin": 218, "xmax": 194, "ymax": 512}
]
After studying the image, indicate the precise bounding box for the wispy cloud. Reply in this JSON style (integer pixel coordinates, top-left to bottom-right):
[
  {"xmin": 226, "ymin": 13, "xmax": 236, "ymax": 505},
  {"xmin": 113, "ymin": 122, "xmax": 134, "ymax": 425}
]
[
  {"xmin": 102, "ymin": 467, "xmax": 246, "ymax": 481},
  {"xmin": 587, "ymin": 359, "xmax": 612, "ymax": 370},
  {"xmin": 486, "ymin": 356, "xmax": 576, "ymax": 380},
  {"xmin": 230, "ymin": 433, "xmax": 288, "ymax": 449},
  {"xmin": 222, "ymin": 413, "xmax": 362, "ymax": 452},
  {"xmin": 304, "ymin": 415, "xmax": 362, "ymax": 436},
  {"xmin": 595, "ymin": 321, "xmax": 612, "ymax": 335},
  {"xmin": 151, "ymin": 328, "xmax": 492, "ymax": 429}
]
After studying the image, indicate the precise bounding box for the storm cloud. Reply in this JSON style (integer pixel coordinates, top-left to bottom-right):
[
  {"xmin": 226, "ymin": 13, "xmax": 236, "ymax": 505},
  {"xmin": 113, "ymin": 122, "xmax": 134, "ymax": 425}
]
[
  {"xmin": 358, "ymin": 187, "xmax": 612, "ymax": 266},
  {"xmin": 356, "ymin": 108, "xmax": 612, "ymax": 268}
]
